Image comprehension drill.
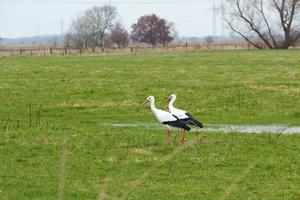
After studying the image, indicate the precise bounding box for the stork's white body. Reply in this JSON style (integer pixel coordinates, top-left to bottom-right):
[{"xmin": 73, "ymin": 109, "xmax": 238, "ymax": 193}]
[
  {"xmin": 168, "ymin": 103, "xmax": 189, "ymax": 120},
  {"xmin": 150, "ymin": 98, "xmax": 180, "ymax": 130},
  {"xmin": 167, "ymin": 94, "xmax": 203, "ymax": 129},
  {"xmin": 143, "ymin": 96, "xmax": 191, "ymax": 146}
]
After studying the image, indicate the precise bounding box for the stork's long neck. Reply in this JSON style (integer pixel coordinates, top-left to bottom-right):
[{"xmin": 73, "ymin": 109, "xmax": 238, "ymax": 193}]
[
  {"xmin": 168, "ymin": 99, "xmax": 176, "ymax": 110},
  {"xmin": 150, "ymin": 100, "xmax": 158, "ymax": 113}
]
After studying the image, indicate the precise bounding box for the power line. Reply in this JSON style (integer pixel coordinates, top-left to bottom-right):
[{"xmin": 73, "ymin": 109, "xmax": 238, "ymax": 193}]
[{"xmin": 2, "ymin": 0, "xmax": 202, "ymax": 5}]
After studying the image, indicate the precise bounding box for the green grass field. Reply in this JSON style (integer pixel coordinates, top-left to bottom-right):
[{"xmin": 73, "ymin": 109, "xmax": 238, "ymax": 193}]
[{"xmin": 0, "ymin": 50, "xmax": 299, "ymax": 199}]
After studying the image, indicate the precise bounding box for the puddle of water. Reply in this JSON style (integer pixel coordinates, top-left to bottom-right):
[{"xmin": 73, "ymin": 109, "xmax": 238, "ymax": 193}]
[
  {"xmin": 204, "ymin": 125, "xmax": 300, "ymax": 134},
  {"xmin": 100, "ymin": 122, "xmax": 300, "ymax": 134}
]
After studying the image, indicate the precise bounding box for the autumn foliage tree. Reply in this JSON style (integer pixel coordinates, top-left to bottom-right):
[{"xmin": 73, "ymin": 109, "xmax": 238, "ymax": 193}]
[
  {"xmin": 110, "ymin": 24, "xmax": 129, "ymax": 48},
  {"xmin": 131, "ymin": 14, "xmax": 175, "ymax": 46}
]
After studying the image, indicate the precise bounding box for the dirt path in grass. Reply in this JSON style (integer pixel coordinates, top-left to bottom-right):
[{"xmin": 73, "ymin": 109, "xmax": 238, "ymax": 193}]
[
  {"xmin": 120, "ymin": 135, "xmax": 203, "ymax": 199},
  {"xmin": 58, "ymin": 135, "xmax": 68, "ymax": 200},
  {"xmin": 98, "ymin": 178, "xmax": 109, "ymax": 200},
  {"xmin": 219, "ymin": 161, "xmax": 258, "ymax": 200}
]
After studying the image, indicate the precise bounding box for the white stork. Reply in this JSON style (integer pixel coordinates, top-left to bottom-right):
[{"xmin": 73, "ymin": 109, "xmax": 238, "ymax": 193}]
[
  {"xmin": 143, "ymin": 96, "xmax": 191, "ymax": 146},
  {"xmin": 166, "ymin": 94, "xmax": 203, "ymax": 144}
]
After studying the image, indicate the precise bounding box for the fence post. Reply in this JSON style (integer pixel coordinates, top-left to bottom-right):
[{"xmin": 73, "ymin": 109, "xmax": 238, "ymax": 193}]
[
  {"xmin": 185, "ymin": 42, "xmax": 189, "ymax": 52},
  {"xmin": 50, "ymin": 47, "xmax": 53, "ymax": 55},
  {"xmin": 64, "ymin": 48, "xmax": 67, "ymax": 55},
  {"xmin": 20, "ymin": 49, "xmax": 23, "ymax": 55},
  {"xmin": 130, "ymin": 47, "xmax": 133, "ymax": 54}
]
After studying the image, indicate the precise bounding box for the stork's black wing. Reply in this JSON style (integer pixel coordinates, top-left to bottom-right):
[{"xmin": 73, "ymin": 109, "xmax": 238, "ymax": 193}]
[
  {"xmin": 163, "ymin": 115, "xmax": 191, "ymax": 131},
  {"xmin": 182, "ymin": 112, "xmax": 203, "ymax": 128}
]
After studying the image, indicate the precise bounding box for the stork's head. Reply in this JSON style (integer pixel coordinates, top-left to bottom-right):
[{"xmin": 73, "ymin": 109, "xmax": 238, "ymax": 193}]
[
  {"xmin": 166, "ymin": 94, "xmax": 176, "ymax": 103},
  {"xmin": 142, "ymin": 96, "xmax": 155, "ymax": 105}
]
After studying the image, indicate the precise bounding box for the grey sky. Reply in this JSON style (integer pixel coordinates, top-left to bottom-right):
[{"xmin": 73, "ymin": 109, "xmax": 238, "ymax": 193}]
[{"xmin": 0, "ymin": 0, "xmax": 225, "ymax": 38}]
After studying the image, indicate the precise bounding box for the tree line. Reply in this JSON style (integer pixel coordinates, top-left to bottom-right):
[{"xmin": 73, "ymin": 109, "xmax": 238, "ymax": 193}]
[
  {"xmin": 64, "ymin": 5, "xmax": 176, "ymax": 49},
  {"xmin": 64, "ymin": 0, "xmax": 299, "ymax": 49},
  {"xmin": 0, "ymin": 1, "xmax": 299, "ymax": 49}
]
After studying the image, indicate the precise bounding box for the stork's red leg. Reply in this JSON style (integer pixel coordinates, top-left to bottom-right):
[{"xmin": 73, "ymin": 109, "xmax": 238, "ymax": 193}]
[
  {"xmin": 168, "ymin": 129, "xmax": 172, "ymax": 147},
  {"xmin": 179, "ymin": 129, "xmax": 183, "ymax": 144},
  {"xmin": 180, "ymin": 130, "xmax": 186, "ymax": 145}
]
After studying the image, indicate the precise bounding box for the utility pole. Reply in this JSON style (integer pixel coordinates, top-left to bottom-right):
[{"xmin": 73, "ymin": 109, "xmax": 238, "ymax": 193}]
[
  {"xmin": 212, "ymin": 0, "xmax": 217, "ymax": 36},
  {"xmin": 221, "ymin": 0, "xmax": 225, "ymax": 36},
  {"xmin": 60, "ymin": 18, "xmax": 65, "ymax": 35}
]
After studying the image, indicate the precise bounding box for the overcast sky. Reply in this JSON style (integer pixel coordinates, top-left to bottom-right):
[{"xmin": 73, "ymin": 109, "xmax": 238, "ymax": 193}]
[{"xmin": 0, "ymin": 0, "xmax": 225, "ymax": 38}]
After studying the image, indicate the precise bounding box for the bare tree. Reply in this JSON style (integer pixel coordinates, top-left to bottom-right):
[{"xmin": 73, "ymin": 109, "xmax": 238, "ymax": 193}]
[
  {"xmin": 64, "ymin": 33, "xmax": 72, "ymax": 48},
  {"xmin": 66, "ymin": 5, "xmax": 117, "ymax": 48},
  {"xmin": 85, "ymin": 5, "xmax": 117, "ymax": 47},
  {"xmin": 103, "ymin": 37, "xmax": 114, "ymax": 48},
  {"xmin": 69, "ymin": 15, "xmax": 92, "ymax": 49},
  {"xmin": 204, "ymin": 36, "xmax": 215, "ymax": 44},
  {"xmin": 51, "ymin": 36, "xmax": 59, "ymax": 48},
  {"xmin": 110, "ymin": 24, "xmax": 129, "ymax": 48},
  {"xmin": 223, "ymin": 0, "xmax": 300, "ymax": 49},
  {"xmin": 131, "ymin": 14, "xmax": 175, "ymax": 46}
]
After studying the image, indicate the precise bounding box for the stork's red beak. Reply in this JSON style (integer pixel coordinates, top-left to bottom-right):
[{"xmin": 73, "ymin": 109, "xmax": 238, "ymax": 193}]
[{"xmin": 142, "ymin": 100, "xmax": 149, "ymax": 105}]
